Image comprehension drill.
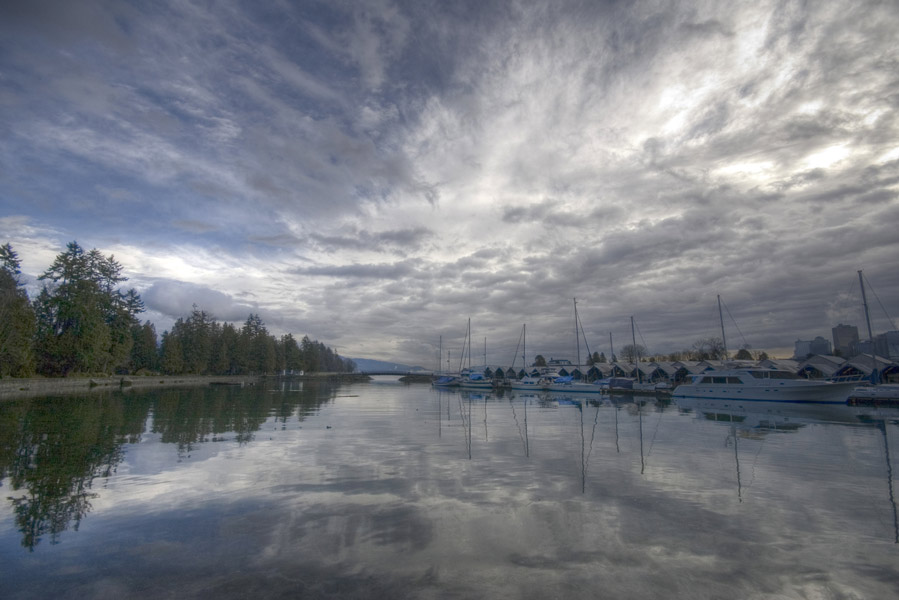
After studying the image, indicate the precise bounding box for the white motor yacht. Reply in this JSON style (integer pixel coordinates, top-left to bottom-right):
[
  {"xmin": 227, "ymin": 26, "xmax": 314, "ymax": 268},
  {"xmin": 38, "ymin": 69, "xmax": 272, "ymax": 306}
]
[{"xmin": 672, "ymin": 368, "xmax": 857, "ymax": 403}]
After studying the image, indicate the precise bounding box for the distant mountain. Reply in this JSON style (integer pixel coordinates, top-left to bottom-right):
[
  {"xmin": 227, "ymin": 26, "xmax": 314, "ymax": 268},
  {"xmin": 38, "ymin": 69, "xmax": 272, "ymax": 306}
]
[{"xmin": 350, "ymin": 358, "xmax": 427, "ymax": 373}]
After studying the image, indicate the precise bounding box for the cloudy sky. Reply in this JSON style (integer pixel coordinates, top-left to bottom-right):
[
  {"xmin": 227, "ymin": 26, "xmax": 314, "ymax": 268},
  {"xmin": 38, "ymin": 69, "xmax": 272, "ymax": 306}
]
[{"xmin": 2, "ymin": 0, "xmax": 898, "ymax": 365}]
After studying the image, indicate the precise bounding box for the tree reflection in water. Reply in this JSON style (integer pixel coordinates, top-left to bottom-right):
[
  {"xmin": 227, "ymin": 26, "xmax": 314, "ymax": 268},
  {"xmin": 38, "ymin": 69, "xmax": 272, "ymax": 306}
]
[{"xmin": 0, "ymin": 383, "xmax": 333, "ymax": 550}]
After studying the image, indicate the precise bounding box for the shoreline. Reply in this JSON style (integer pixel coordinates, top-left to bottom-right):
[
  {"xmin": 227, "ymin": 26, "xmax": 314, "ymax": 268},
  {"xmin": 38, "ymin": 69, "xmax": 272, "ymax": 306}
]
[
  {"xmin": 0, "ymin": 373, "xmax": 375, "ymax": 401},
  {"xmin": 0, "ymin": 375, "xmax": 261, "ymax": 401}
]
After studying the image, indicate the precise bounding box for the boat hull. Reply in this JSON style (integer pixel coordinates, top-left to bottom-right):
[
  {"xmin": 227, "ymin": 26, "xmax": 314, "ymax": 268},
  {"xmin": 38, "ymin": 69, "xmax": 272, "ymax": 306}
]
[
  {"xmin": 672, "ymin": 381, "xmax": 855, "ymax": 403},
  {"xmin": 508, "ymin": 381, "xmax": 543, "ymax": 391},
  {"xmin": 432, "ymin": 376, "xmax": 461, "ymax": 387},
  {"xmin": 543, "ymin": 381, "xmax": 605, "ymax": 394},
  {"xmin": 849, "ymin": 384, "xmax": 899, "ymax": 401},
  {"xmin": 459, "ymin": 381, "xmax": 493, "ymax": 390}
]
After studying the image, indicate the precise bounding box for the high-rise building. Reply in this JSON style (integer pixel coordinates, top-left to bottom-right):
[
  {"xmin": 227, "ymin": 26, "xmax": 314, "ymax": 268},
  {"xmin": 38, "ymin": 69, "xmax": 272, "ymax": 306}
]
[
  {"xmin": 793, "ymin": 336, "xmax": 832, "ymax": 359},
  {"xmin": 874, "ymin": 331, "xmax": 899, "ymax": 360},
  {"xmin": 832, "ymin": 323, "xmax": 859, "ymax": 357}
]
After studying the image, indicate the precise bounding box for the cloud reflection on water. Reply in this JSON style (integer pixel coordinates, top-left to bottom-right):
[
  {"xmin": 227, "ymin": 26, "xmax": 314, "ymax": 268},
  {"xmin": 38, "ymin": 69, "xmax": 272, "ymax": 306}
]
[{"xmin": 1, "ymin": 383, "xmax": 898, "ymax": 599}]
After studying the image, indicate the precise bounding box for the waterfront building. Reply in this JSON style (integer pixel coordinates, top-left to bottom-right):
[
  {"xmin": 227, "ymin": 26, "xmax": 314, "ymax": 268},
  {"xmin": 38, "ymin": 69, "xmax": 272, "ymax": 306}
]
[
  {"xmin": 832, "ymin": 323, "xmax": 859, "ymax": 357},
  {"xmin": 793, "ymin": 336, "xmax": 832, "ymax": 359},
  {"xmin": 671, "ymin": 361, "xmax": 709, "ymax": 383},
  {"xmin": 874, "ymin": 331, "xmax": 899, "ymax": 360},
  {"xmin": 759, "ymin": 358, "xmax": 801, "ymax": 372},
  {"xmin": 798, "ymin": 354, "xmax": 846, "ymax": 379},
  {"xmin": 649, "ymin": 361, "xmax": 678, "ymax": 382},
  {"xmin": 833, "ymin": 354, "xmax": 899, "ymax": 383}
]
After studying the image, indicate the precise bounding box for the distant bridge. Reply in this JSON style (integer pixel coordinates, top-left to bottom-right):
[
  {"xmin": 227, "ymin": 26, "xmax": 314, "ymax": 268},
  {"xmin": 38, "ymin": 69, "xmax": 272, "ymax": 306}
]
[{"xmin": 357, "ymin": 371, "xmax": 433, "ymax": 377}]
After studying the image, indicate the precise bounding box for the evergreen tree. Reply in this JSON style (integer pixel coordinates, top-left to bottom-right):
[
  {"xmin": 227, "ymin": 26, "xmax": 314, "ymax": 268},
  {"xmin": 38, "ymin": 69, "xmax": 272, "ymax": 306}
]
[
  {"xmin": 216, "ymin": 322, "xmax": 240, "ymax": 375},
  {"xmin": 240, "ymin": 314, "xmax": 272, "ymax": 374},
  {"xmin": 33, "ymin": 242, "xmax": 143, "ymax": 375},
  {"xmin": 33, "ymin": 280, "xmax": 110, "ymax": 375},
  {"xmin": 180, "ymin": 306, "xmax": 215, "ymax": 374},
  {"xmin": 129, "ymin": 321, "xmax": 158, "ymax": 373},
  {"xmin": 0, "ymin": 243, "xmax": 36, "ymax": 377},
  {"xmin": 160, "ymin": 330, "xmax": 184, "ymax": 374}
]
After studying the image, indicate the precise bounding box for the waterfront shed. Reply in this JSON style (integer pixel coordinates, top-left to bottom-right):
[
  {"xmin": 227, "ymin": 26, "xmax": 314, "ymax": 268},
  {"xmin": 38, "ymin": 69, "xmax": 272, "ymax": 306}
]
[
  {"xmin": 759, "ymin": 358, "xmax": 801, "ymax": 373},
  {"xmin": 798, "ymin": 354, "xmax": 846, "ymax": 379}
]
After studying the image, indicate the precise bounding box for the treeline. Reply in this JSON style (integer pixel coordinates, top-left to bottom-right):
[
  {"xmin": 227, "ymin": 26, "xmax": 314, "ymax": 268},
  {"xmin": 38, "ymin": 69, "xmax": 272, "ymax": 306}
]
[
  {"xmin": 0, "ymin": 242, "xmax": 354, "ymax": 378},
  {"xmin": 150, "ymin": 308, "xmax": 355, "ymax": 375}
]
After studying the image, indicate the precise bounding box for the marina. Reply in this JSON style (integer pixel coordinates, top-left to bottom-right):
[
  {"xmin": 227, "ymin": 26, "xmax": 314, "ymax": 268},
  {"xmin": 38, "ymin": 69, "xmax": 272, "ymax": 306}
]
[{"xmin": 2, "ymin": 381, "xmax": 898, "ymax": 598}]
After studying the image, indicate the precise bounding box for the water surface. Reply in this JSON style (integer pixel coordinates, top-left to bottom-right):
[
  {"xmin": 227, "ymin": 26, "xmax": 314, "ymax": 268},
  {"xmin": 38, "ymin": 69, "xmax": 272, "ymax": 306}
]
[{"xmin": 1, "ymin": 380, "xmax": 897, "ymax": 598}]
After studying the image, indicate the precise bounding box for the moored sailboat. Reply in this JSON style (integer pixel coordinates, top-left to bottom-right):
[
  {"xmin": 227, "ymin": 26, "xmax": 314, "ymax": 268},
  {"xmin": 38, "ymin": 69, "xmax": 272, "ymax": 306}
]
[
  {"xmin": 848, "ymin": 270, "xmax": 899, "ymax": 402},
  {"xmin": 543, "ymin": 299, "xmax": 606, "ymax": 394},
  {"xmin": 458, "ymin": 319, "xmax": 494, "ymax": 390}
]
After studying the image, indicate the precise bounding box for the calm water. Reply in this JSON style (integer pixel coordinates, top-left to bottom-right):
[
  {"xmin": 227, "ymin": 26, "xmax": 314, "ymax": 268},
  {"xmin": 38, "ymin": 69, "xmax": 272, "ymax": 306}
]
[{"xmin": 1, "ymin": 380, "xmax": 898, "ymax": 599}]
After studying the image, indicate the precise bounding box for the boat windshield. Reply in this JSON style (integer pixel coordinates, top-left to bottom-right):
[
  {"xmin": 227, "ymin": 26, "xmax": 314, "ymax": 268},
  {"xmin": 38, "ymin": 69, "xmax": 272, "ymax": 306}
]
[
  {"xmin": 746, "ymin": 370, "xmax": 799, "ymax": 380},
  {"xmin": 699, "ymin": 375, "xmax": 743, "ymax": 384}
]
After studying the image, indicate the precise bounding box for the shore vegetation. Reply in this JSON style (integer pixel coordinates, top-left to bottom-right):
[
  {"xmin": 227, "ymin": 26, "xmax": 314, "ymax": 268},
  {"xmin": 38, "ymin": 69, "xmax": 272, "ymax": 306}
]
[{"xmin": 0, "ymin": 242, "xmax": 354, "ymax": 378}]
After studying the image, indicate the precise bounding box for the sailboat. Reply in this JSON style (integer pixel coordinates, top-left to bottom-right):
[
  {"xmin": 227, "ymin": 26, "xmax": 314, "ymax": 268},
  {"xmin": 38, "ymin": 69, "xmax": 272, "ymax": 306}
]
[
  {"xmin": 543, "ymin": 299, "xmax": 606, "ymax": 394},
  {"xmin": 849, "ymin": 270, "xmax": 899, "ymax": 402},
  {"xmin": 432, "ymin": 335, "xmax": 462, "ymax": 387},
  {"xmin": 628, "ymin": 315, "xmax": 662, "ymax": 392},
  {"xmin": 508, "ymin": 324, "xmax": 544, "ymax": 390},
  {"xmin": 458, "ymin": 318, "xmax": 494, "ymax": 390}
]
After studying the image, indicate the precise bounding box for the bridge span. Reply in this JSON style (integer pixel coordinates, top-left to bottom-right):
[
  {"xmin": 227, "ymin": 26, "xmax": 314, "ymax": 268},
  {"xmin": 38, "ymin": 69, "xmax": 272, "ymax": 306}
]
[{"xmin": 357, "ymin": 370, "xmax": 433, "ymax": 377}]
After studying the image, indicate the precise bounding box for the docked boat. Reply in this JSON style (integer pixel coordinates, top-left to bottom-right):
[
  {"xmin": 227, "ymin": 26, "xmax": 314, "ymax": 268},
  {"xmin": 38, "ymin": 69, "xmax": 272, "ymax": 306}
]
[
  {"xmin": 543, "ymin": 374, "xmax": 606, "ymax": 394},
  {"xmin": 845, "ymin": 270, "xmax": 899, "ymax": 403},
  {"xmin": 451, "ymin": 318, "xmax": 495, "ymax": 389},
  {"xmin": 432, "ymin": 374, "xmax": 461, "ymax": 387},
  {"xmin": 849, "ymin": 383, "xmax": 899, "ymax": 402},
  {"xmin": 596, "ymin": 376, "xmax": 635, "ymax": 390},
  {"xmin": 508, "ymin": 374, "xmax": 544, "ymax": 390},
  {"xmin": 458, "ymin": 371, "xmax": 494, "ymax": 390},
  {"xmin": 672, "ymin": 368, "xmax": 857, "ymax": 403}
]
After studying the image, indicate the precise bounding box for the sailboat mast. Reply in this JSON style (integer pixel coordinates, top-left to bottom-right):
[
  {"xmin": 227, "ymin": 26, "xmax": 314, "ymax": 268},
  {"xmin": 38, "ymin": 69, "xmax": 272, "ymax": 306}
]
[
  {"xmin": 631, "ymin": 316, "xmax": 640, "ymax": 384},
  {"xmin": 457, "ymin": 319, "xmax": 469, "ymax": 374},
  {"xmin": 718, "ymin": 295, "xmax": 728, "ymax": 360},
  {"xmin": 574, "ymin": 298, "xmax": 581, "ymax": 370},
  {"xmin": 859, "ymin": 270, "xmax": 875, "ymax": 345},
  {"xmin": 523, "ymin": 324, "xmax": 527, "ymax": 369},
  {"xmin": 468, "ymin": 318, "xmax": 472, "ymax": 372},
  {"xmin": 859, "ymin": 270, "xmax": 878, "ymax": 384},
  {"xmin": 609, "ymin": 332, "xmax": 615, "ymax": 362}
]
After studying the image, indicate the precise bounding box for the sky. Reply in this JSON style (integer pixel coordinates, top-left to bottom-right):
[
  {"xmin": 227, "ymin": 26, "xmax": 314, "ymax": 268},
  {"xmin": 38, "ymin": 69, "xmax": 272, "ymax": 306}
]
[{"xmin": 1, "ymin": 0, "xmax": 898, "ymax": 367}]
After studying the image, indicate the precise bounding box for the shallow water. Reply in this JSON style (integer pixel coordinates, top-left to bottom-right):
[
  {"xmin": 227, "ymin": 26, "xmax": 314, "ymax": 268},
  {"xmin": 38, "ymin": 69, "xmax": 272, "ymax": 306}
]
[{"xmin": 1, "ymin": 380, "xmax": 898, "ymax": 599}]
